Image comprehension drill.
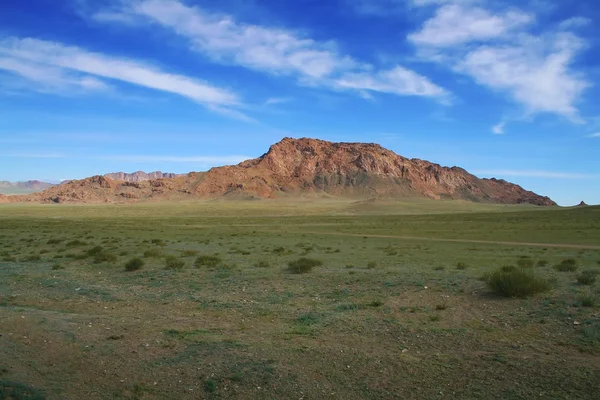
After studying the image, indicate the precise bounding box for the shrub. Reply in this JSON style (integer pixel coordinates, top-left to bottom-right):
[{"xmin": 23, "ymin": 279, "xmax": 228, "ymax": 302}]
[
  {"xmin": 576, "ymin": 270, "xmax": 598, "ymax": 285},
  {"xmin": 204, "ymin": 379, "xmax": 217, "ymax": 393},
  {"xmin": 486, "ymin": 267, "xmax": 550, "ymax": 298},
  {"xmin": 125, "ymin": 257, "xmax": 144, "ymax": 271},
  {"xmin": 165, "ymin": 256, "xmax": 185, "ymax": 270},
  {"xmin": 579, "ymin": 295, "xmax": 597, "ymax": 308},
  {"xmin": 87, "ymin": 245, "xmax": 104, "ymax": 256},
  {"xmin": 2, "ymin": 256, "xmax": 16, "ymax": 262},
  {"xmin": 151, "ymin": 239, "xmax": 164, "ymax": 246},
  {"xmin": 194, "ymin": 254, "xmax": 221, "ymax": 268},
  {"xmin": 435, "ymin": 303, "xmax": 448, "ymax": 310},
  {"xmin": 51, "ymin": 263, "xmax": 64, "ymax": 270},
  {"xmin": 254, "ymin": 260, "xmax": 271, "ymax": 268},
  {"xmin": 287, "ymin": 257, "xmax": 323, "ymax": 274},
  {"xmin": 47, "ymin": 238, "xmax": 64, "ymax": 244},
  {"xmin": 554, "ymin": 259, "xmax": 578, "ymax": 272},
  {"xmin": 367, "ymin": 261, "xmax": 377, "ymax": 269},
  {"xmin": 182, "ymin": 250, "xmax": 198, "ymax": 257},
  {"xmin": 501, "ymin": 265, "xmax": 519, "ymax": 273},
  {"xmin": 517, "ymin": 257, "xmax": 534, "ymax": 268},
  {"xmin": 93, "ymin": 252, "xmax": 117, "ymax": 264},
  {"xmin": 456, "ymin": 262, "xmax": 468, "ymax": 270},
  {"xmin": 536, "ymin": 260, "xmax": 548, "ymax": 267},
  {"xmin": 433, "ymin": 266, "xmax": 445, "ymax": 271},
  {"xmin": 143, "ymin": 249, "xmax": 162, "ymax": 258}
]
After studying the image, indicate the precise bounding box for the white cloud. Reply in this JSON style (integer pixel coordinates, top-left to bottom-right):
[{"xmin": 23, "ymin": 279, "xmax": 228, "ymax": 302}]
[
  {"xmin": 559, "ymin": 17, "xmax": 591, "ymax": 30},
  {"xmin": 587, "ymin": 132, "xmax": 600, "ymax": 138},
  {"xmin": 335, "ymin": 66, "xmax": 450, "ymax": 100},
  {"xmin": 408, "ymin": 2, "xmax": 590, "ymax": 122},
  {"xmin": 408, "ymin": 4, "xmax": 533, "ymax": 47},
  {"xmin": 126, "ymin": 0, "xmax": 358, "ymax": 80},
  {"xmin": 457, "ymin": 33, "xmax": 588, "ymax": 121},
  {"xmin": 0, "ymin": 36, "xmax": 247, "ymax": 118},
  {"xmin": 94, "ymin": 0, "xmax": 449, "ymax": 103},
  {"xmin": 475, "ymin": 169, "xmax": 597, "ymax": 179},
  {"xmin": 0, "ymin": 57, "xmax": 110, "ymax": 94},
  {"xmin": 492, "ymin": 122, "xmax": 505, "ymax": 134}
]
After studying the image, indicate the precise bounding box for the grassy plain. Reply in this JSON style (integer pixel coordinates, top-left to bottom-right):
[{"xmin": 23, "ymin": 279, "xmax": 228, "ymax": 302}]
[{"xmin": 1, "ymin": 199, "xmax": 599, "ymax": 399}]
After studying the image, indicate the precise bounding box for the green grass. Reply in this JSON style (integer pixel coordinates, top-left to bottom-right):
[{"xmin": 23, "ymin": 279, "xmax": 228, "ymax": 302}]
[{"xmin": 0, "ymin": 201, "xmax": 599, "ymax": 399}]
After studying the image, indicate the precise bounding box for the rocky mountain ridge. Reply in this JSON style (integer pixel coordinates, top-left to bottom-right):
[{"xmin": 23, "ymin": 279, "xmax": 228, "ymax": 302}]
[{"xmin": 1, "ymin": 138, "xmax": 556, "ymax": 206}]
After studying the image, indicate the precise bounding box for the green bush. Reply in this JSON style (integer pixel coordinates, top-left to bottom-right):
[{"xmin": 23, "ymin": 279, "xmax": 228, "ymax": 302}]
[
  {"xmin": 181, "ymin": 250, "xmax": 198, "ymax": 257},
  {"xmin": 456, "ymin": 262, "xmax": 468, "ymax": 270},
  {"xmin": 125, "ymin": 257, "xmax": 144, "ymax": 271},
  {"xmin": 576, "ymin": 270, "xmax": 598, "ymax": 285},
  {"xmin": 287, "ymin": 257, "xmax": 323, "ymax": 274},
  {"xmin": 194, "ymin": 254, "xmax": 221, "ymax": 268},
  {"xmin": 367, "ymin": 261, "xmax": 377, "ymax": 269},
  {"xmin": 554, "ymin": 259, "xmax": 578, "ymax": 272},
  {"xmin": 51, "ymin": 263, "xmax": 64, "ymax": 270},
  {"xmin": 87, "ymin": 245, "xmax": 104, "ymax": 256},
  {"xmin": 165, "ymin": 256, "xmax": 185, "ymax": 270},
  {"xmin": 536, "ymin": 260, "xmax": 549, "ymax": 267},
  {"xmin": 486, "ymin": 267, "xmax": 550, "ymax": 298}
]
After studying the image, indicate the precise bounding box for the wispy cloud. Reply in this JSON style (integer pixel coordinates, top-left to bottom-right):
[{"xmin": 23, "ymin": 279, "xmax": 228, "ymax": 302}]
[
  {"xmin": 335, "ymin": 66, "xmax": 450, "ymax": 101},
  {"xmin": 559, "ymin": 17, "xmax": 591, "ymax": 30},
  {"xmin": 1, "ymin": 152, "xmax": 66, "ymax": 158},
  {"xmin": 264, "ymin": 97, "xmax": 293, "ymax": 106},
  {"xmin": 93, "ymin": 0, "xmax": 449, "ymax": 103},
  {"xmin": 492, "ymin": 122, "xmax": 505, "ymax": 135},
  {"xmin": 587, "ymin": 132, "xmax": 600, "ymax": 138},
  {"xmin": 408, "ymin": 4, "xmax": 532, "ymax": 47},
  {"xmin": 0, "ymin": 36, "xmax": 250, "ymax": 120},
  {"xmin": 475, "ymin": 169, "xmax": 597, "ymax": 179},
  {"xmin": 407, "ymin": 1, "xmax": 590, "ymax": 124}
]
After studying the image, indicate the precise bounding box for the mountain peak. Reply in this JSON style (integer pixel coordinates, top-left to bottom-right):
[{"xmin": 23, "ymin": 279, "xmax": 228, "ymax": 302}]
[{"xmin": 4, "ymin": 138, "xmax": 556, "ymax": 205}]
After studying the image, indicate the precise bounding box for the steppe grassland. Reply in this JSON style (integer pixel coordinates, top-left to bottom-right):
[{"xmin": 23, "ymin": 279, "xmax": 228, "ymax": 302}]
[{"xmin": 1, "ymin": 200, "xmax": 599, "ymax": 399}]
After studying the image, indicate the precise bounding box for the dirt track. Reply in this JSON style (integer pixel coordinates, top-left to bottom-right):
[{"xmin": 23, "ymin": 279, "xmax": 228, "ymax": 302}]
[{"xmin": 293, "ymin": 230, "xmax": 600, "ymax": 250}]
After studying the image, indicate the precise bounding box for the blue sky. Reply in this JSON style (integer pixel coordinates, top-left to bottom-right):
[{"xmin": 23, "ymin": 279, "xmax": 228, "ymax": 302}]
[{"xmin": 1, "ymin": 0, "xmax": 599, "ymax": 205}]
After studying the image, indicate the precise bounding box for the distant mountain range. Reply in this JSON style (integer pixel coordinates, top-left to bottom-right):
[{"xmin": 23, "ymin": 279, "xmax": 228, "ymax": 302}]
[
  {"xmin": 0, "ymin": 180, "xmax": 56, "ymax": 195},
  {"xmin": 0, "ymin": 138, "xmax": 556, "ymax": 206}
]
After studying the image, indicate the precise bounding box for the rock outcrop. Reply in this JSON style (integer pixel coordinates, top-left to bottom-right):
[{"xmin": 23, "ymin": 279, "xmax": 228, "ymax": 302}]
[
  {"xmin": 103, "ymin": 171, "xmax": 180, "ymax": 182},
  {"xmin": 9, "ymin": 138, "xmax": 556, "ymax": 205}
]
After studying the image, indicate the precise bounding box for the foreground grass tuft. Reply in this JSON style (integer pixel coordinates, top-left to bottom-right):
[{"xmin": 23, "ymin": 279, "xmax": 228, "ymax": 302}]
[
  {"xmin": 486, "ymin": 267, "xmax": 550, "ymax": 298},
  {"xmin": 125, "ymin": 257, "xmax": 144, "ymax": 271},
  {"xmin": 287, "ymin": 257, "xmax": 323, "ymax": 274},
  {"xmin": 194, "ymin": 254, "xmax": 221, "ymax": 268},
  {"xmin": 165, "ymin": 256, "xmax": 185, "ymax": 270},
  {"xmin": 576, "ymin": 270, "xmax": 598, "ymax": 285},
  {"xmin": 554, "ymin": 259, "xmax": 578, "ymax": 272}
]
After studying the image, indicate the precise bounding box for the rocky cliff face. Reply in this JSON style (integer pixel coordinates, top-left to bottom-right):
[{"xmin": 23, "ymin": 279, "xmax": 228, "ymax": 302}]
[
  {"xmin": 103, "ymin": 171, "xmax": 179, "ymax": 182},
  {"xmin": 11, "ymin": 138, "xmax": 556, "ymax": 205}
]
